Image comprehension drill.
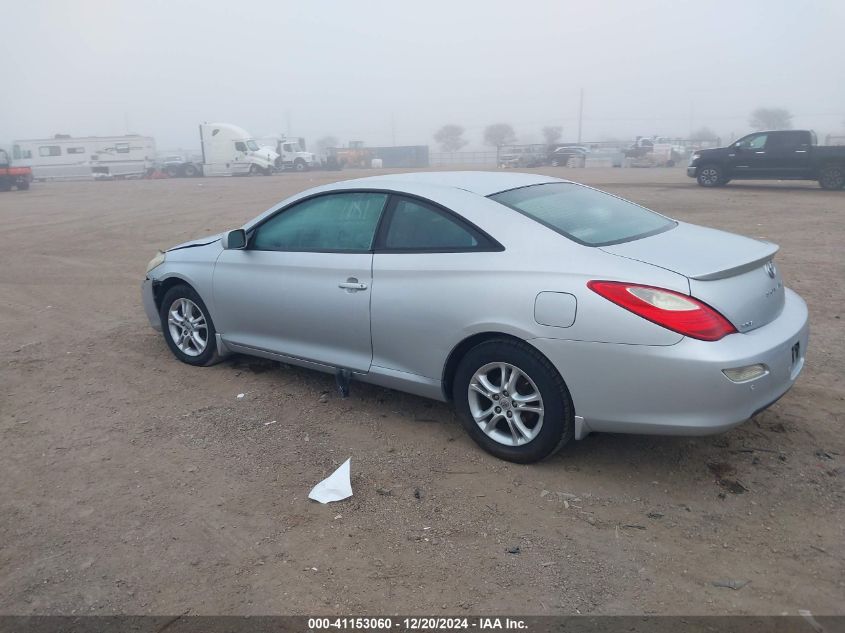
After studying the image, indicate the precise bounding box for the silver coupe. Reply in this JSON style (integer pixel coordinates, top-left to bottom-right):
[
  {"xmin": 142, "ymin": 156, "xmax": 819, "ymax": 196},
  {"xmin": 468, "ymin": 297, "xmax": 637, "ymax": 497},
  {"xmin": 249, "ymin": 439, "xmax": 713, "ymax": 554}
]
[{"xmin": 142, "ymin": 172, "xmax": 808, "ymax": 462}]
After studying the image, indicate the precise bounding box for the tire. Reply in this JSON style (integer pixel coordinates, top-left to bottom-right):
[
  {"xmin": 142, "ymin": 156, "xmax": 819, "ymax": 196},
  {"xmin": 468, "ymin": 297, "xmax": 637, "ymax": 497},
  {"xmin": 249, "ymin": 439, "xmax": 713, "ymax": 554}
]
[
  {"xmin": 453, "ymin": 339, "xmax": 574, "ymax": 463},
  {"xmin": 293, "ymin": 159, "xmax": 307, "ymax": 172},
  {"xmin": 818, "ymin": 164, "xmax": 845, "ymax": 190},
  {"xmin": 551, "ymin": 159, "xmax": 561, "ymax": 167},
  {"xmin": 183, "ymin": 164, "xmax": 199, "ymax": 178},
  {"xmin": 0, "ymin": 179, "xmax": 11, "ymax": 192},
  {"xmin": 159, "ymin": 284, "xmax": 220, "ymax": 367},
  {"xmin": 17, "ymin": 179, "xmax": 30, "ymax": 191},
  {"xmin": 696, "ymin": 164, "xmax": 725, "ymax": 187}
]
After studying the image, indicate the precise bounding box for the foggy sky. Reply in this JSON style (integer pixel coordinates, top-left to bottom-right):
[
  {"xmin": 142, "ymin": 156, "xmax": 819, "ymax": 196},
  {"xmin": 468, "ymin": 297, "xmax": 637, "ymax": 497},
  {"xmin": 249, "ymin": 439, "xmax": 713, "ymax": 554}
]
[{"xmin": 3, "ymin": 0, "xmax": 844, "ymax": 151}]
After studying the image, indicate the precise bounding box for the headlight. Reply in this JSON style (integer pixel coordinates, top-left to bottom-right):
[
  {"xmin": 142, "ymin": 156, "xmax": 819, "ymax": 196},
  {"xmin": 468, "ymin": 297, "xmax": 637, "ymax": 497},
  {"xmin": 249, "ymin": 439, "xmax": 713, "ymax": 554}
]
[{"xmin": 146, "ymin": 251, "xmax": 166, "ymax": 274}]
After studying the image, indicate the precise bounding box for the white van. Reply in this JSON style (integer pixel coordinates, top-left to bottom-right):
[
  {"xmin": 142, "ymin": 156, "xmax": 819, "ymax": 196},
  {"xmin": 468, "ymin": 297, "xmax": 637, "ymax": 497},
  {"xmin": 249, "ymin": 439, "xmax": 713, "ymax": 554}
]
[{"xmin": 199, "ymin": 123, "xmax": 278, "ymax": 176}]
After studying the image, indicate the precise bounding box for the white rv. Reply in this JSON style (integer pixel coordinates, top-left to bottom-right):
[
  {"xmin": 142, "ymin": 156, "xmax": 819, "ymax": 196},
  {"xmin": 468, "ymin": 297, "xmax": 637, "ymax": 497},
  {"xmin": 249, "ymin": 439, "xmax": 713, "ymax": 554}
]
[
  {"xmin": 12, "ymin": 135, "xmax": 156, "ymax": 180},
  {"xmin": 199, "ymin": 123, "xmax": 278, "ymax": 176}
]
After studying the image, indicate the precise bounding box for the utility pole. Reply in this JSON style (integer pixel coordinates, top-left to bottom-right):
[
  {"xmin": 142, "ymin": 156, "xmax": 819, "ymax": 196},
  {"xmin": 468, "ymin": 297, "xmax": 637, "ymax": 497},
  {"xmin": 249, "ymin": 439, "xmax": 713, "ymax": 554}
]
[
  {"xmin": 577, "ymin": 88, "xmax": 584, "ymax": 144},
  {"xmin": 689, "ymin": 101, "xmax": 695, "ymax": 138}
]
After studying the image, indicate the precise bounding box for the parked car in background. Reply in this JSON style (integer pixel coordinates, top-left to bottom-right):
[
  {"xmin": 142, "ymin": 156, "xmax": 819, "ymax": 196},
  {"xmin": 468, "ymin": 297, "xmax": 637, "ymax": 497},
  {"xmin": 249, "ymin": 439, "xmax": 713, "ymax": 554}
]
[
  {"xmin": 688, "ymin": 129, "xmax": 845, "ymax": 189},
  {"xmin": 498, "ymin": 144, "xmax": 547, "ymax": 168},
  {"xmin": 548, "ymin": 145, "xmax": 588, "ymax": 167},
  {"xmin": 141, "ymin": 171, "xmax": 808, "ymax": 463},
  {"xmin": 0, "ymin": 149, "xmax": 32, "ymax": 191},
  {"xmin": 157, "ymin": 153, "xmax": 202, "ymax": 178}
]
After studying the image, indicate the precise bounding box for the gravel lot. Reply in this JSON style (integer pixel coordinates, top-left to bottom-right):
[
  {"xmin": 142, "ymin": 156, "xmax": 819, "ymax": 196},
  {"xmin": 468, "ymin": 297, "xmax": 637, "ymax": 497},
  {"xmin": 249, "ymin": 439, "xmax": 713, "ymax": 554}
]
[{"xmin": 1, "ymin": 168, "xmax": 843, "ymax": 615}]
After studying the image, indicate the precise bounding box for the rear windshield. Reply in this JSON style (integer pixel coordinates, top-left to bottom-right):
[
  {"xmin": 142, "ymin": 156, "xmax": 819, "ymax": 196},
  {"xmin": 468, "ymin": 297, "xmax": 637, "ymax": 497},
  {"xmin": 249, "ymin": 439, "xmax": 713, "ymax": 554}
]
[{"xmin": 489, "ymin": 183, "xmax": 676, "ymax": 246}]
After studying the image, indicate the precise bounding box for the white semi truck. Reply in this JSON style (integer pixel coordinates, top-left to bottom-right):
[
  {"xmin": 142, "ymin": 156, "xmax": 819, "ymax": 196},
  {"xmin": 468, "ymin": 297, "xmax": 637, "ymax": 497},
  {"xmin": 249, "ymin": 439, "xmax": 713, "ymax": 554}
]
[{"xmin": 199, "ymin": 123, "xmax": 278, "ymax": 176}]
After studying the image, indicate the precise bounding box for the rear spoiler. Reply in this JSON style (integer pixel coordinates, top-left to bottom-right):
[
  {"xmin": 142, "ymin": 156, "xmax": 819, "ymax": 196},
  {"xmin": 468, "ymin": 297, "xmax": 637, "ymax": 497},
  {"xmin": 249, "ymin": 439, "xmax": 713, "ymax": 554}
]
[{"xmin": 689, "ymin": 243, "xmax": 779, "ymax": 281}]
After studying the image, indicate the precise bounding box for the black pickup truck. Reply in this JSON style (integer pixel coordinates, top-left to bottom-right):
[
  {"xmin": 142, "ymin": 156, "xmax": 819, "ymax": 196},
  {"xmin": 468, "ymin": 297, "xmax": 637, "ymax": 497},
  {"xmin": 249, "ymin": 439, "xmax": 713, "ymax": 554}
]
[{"xmin": 687, "ymin": 130, "xmax": 845, "ymax": 189}]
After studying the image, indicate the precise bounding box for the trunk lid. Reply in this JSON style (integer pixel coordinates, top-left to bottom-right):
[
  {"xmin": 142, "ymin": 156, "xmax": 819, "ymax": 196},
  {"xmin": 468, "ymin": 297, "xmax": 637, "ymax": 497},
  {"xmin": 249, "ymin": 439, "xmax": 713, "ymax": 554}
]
[{"xmin": 600, "ymin": 222, "xmax": 785, "ymax": 333}]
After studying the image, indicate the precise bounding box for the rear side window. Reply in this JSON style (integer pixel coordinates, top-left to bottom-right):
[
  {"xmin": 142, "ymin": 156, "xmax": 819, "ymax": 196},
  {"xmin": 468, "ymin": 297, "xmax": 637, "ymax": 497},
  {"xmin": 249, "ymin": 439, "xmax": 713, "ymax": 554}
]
[
  {"xmin": 490, "ymin": 183, "xmax": 675, "ymax": 246},
  {"xmin": 251, "ymin": 192, "xmax": 388, "ymax": 252},
  {"xmin": 766, "ymin": 131, "xmax": 808, "ymax": 150},
  {"xmin": 383, "ymin": 197, "xmax": 480, "ymax": 250}
]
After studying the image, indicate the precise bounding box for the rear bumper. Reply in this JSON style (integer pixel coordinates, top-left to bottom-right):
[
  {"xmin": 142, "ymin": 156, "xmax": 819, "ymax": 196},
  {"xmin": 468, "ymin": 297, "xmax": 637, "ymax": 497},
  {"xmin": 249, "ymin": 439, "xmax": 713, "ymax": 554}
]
[
  {"xmin": 531, "ymin": 288, "xmax": 809, "ymax": 437},
  {"xmin": 141, "ymin": 278, "xmax": 161, "ymax": 331}
]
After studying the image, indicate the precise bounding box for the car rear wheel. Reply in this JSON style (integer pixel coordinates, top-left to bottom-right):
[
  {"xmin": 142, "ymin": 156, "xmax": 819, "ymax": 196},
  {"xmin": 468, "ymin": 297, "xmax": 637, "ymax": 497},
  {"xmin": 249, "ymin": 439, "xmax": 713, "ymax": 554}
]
[
  {"xmin": 818, "ymin": 164, "xmax": 845, "ymax": 190},
  {"xmin": 159, "ymin": 284, "xmax": 219, "ymax": 366},
  {"xmin": 697, "ymin": 165, "xmax": 725, "ymax": 187},
  {"xmin": 453, "ymin": 339, "xmax": 574, "ymax": 463},
  {"xmin": 183, "ymin": 164, "xmax": 199, "ymax": 177}
]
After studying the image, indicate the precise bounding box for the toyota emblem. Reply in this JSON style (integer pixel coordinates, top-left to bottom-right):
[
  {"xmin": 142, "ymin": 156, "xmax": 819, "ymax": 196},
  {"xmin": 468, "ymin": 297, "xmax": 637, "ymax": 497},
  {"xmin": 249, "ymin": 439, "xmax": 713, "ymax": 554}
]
[{"xmin": 765, "ymin": 261, "xmax": 776, "ymax": 279}]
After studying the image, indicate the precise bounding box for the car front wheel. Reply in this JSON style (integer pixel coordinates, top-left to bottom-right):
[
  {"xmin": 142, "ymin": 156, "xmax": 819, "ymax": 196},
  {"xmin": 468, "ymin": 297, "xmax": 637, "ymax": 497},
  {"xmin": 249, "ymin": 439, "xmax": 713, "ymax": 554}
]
[
  {"xmin": 453, "ymin": 339, "xmax": 574, "ymax": 463},
  {"xmin": 696, "ymin": 165, "xmax": 725, "ymax": 187},
  {"xmin": 159, "ymin": 284, "xmax": 219, "ymax": 366}
]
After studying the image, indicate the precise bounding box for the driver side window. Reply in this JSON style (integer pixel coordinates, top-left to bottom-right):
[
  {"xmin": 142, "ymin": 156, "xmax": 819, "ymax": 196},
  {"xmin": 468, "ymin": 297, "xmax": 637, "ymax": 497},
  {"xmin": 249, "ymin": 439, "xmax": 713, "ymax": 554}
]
[
  {"xmin": 251, "ymin": 192, "xmax": 388, "ymax": 252},
  {"xmin": 739, "ymin": 134, "xmax": 768, "ymax": 150},
  {"xmin": 234, "ymin": 141, "xmax": 247, "ymax": 152}
]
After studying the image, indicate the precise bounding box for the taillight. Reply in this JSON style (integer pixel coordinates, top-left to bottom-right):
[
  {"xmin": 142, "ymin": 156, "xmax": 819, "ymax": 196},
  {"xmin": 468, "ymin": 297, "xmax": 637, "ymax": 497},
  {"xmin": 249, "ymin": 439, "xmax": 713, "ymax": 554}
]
[{"xmin": 587, "ymin": 280, "xmax": 736, "ymax": 341}]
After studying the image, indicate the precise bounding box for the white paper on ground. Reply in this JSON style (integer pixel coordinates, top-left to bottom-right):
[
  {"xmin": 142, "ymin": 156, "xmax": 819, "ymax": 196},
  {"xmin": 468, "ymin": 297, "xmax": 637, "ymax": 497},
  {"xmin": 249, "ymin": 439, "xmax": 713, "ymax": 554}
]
[{"xmin": 308, "ymin": 458, "xmax": 352, "ymax": 504}]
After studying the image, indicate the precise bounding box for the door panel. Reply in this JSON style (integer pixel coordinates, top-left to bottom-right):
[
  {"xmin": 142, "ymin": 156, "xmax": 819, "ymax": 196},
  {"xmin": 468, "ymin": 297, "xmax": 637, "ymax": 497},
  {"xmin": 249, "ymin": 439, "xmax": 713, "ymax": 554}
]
[
  {"xmin": 764, "ymin": 132, "xmax": 812, "ymax": 177},
  {"xmin": 211, "ymin": 190, "xmax": 388, "ymax": 373},
  {"xmin": 727, "ymin": 133, "xmax": 769, "ymax": 177},
  {"xmin": 213, "ymin": 250, "xmax": 374, "ymax": 372}
]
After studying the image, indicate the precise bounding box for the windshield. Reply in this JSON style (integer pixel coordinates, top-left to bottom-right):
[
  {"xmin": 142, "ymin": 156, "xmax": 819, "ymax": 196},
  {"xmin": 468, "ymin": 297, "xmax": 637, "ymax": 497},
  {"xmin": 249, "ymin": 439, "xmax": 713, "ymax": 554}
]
[
  {"xmin": 246, "ymin": 140, "xmax": 260, "ymax": 151},
  {"xmin": 489, "ymin": 182, "xmax": 676, "ymax": 246}
]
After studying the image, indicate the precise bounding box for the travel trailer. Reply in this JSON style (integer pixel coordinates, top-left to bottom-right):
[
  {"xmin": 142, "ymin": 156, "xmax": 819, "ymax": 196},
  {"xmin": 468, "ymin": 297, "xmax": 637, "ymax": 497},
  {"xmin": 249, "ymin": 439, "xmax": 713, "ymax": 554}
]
[
  {"xmin": 199, "ymin": 123, "xmax": 278, "ymax": 176},
  {"xmin": 12, "ymin": 135, "xmax": 156, "ymax": 180}
]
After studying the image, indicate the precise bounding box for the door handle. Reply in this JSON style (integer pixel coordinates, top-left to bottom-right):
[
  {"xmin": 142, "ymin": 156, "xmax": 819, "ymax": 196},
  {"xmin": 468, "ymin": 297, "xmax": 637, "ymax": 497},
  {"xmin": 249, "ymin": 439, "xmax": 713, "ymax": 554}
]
[
  {"xmin": 754, "ymin": 151, "xmax": 765, "ymax": 154},
  {"xmin": 795, "ymin": 150, "xmax": 807, "ymax": 153},
  {"xmin": 339, "ymin": 278, "xmax": 367, "ymax": 291}
]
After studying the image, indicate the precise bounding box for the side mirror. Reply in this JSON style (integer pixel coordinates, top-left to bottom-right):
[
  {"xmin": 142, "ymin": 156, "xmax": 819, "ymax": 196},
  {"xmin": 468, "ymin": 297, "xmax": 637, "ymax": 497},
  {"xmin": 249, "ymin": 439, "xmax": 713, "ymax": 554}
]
[{"xmin": 223, "ymin": 229, "xmax": 247, "ymax": 250}]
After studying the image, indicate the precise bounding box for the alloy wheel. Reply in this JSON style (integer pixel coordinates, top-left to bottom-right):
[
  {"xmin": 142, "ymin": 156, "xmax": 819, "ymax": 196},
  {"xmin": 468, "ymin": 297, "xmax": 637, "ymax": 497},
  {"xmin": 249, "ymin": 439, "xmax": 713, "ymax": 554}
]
[
  {"xmin": 167, "ymin": 298, "xmax": 208, "ymax": 357},
  {"xmin": 699, "ymin": 167, "xmax": 720, "ymax": 186},
  {"xmin": 467, "ymin": 362, "xmax": 545, "ymax": 446}
]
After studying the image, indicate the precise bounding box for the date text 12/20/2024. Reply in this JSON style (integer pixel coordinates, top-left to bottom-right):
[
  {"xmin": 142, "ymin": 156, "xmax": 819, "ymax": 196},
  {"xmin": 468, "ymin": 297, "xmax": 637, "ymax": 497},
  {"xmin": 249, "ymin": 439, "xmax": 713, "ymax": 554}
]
[{"xmin": 307, "ymin": 618, "xmax": 527, "ymax": 630}]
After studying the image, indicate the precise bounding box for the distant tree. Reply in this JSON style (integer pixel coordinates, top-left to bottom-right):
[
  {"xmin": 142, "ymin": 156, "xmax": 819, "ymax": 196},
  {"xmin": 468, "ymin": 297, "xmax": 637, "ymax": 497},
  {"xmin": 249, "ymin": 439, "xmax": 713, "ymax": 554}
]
[
  {"xmin": 433, "ymin": 125, "xmax": 467, "ymax": 152},
  {"xmin": 691, "ymin": 126, "xmax": 719, "ymax": 141},
  {"xmin": 749, "ymin": 108, "xmax": 793, "ymax": 131},
  {"xmin": 542, "ymin": 126, "xmax": 563, "ymax": 145},
  {"xmin": 315, "ymin": 135, "xmax": 339, "ymax": 152},
  {"xmin": 484, "ymin": 123, "xmax": 516, "ymax": 147}
]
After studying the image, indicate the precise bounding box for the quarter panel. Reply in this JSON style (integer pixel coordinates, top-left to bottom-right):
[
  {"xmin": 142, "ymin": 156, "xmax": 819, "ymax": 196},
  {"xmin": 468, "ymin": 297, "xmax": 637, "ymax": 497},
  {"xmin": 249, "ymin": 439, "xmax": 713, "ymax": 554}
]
[{"xmin": 371, "ymin": 246, "xmax": 686, "ymax": 381}]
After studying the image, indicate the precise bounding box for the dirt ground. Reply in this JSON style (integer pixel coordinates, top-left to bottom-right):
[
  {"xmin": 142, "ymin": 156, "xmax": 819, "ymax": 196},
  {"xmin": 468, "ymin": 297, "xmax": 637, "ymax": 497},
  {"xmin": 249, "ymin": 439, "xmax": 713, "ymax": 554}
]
[{"xmin": 1, "ymin": 168, "xmax": 843, "ymax": 616}]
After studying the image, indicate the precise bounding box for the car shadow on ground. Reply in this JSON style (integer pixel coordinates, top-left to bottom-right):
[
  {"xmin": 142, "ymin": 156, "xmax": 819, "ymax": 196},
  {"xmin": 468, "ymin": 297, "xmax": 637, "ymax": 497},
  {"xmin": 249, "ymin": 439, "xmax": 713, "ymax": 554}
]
[{"xmin": 223, "ymin": 353, "xmax": 784, "ymax": 492}]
